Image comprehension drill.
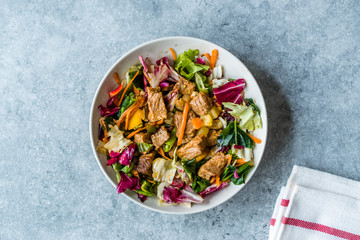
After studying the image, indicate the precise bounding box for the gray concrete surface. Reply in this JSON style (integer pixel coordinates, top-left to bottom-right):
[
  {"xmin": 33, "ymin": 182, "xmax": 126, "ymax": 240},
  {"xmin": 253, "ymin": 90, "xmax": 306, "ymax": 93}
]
[{"xmin": 1, "ymin": 0, "xmax": 359, "ymax": 239}]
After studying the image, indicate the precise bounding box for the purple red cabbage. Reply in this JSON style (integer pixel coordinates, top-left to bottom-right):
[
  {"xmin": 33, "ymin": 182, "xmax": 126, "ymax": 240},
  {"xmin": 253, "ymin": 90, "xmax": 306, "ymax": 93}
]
[
  {"xmin": 118, "ymin": 143, "xmax": 136, "ymax": 165},
  {"xmin": 105, "ymin": 144, "xmax": 135, "ymax": 166},
  {"xmin": 156, "ymin": 57, "xmax": 170, "ymax": 68},
  {"xmin": 204, "ymin": 69, "xmax": 212, "ymax": 77},
  {"xmin": 213, "ymin": 79, "xmax": 246, "ymax": 104},
  {"xmin": 196, "ymin": 57, "xmax": 206, "ymax": 65},
  {"xmin": 137, "ymin": 193, "xmax": 147, "ymax": 202},
  {"xmin": 233, "ymin": 145, "xmax": 244, "ymax": 150},
  {"xmin": 159, "ymin": 81, "xmax": 170, "ymax": 88},
  {"xmin": 163, "ymin": 186, "xmax": 203, "ymax": 204},
  {"xmin": 234, "ymin": 170, "xmax": 240, "ymax": 179},
  {"xmin": 220, "ymin": 110, "xmax": 235, "ymax": 122},
  {"xmin": 199, "ymin": 182, "xmax": 229, "ymax": 198},
  {"xmin": 218, "ymin": 146, "xmax": 230, "ymax": 153},
  {"xmin": 106, "ymin": 158, "xmax": 118, "ymax": 166},
  {"xmin": 143, "ymin": 75, "xmax": 148, "ymax": 99},
  {"xmin": 107, "ymin": 96, "xmax": 116, "ymax": 107},
  {"xmin": 117, "ymin": 171, "xmax": 140, "ymax": 193},
  {"xmin": 98, "ymin": 105, "xmax": 120, "ymax": 117},
  {"xmin": 171, "ymin": 177, "xmax": 185, "ymax": 189},
  {"xmin": 163, "ymin": 87, "xmax": 179, "ymax": 111}
]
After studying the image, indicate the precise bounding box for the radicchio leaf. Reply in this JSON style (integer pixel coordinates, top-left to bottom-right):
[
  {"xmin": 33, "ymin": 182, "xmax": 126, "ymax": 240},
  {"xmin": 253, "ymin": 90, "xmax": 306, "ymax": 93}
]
[
  {"xmin": 116, "ymin": 171, "xmax": 140, "ymax": 193},
  {"xmin": 199, "ymin": 182, "xmax": 229, "ymax": 198},
  {"xmin": 163, "ymin": 186, "xmax": 203, "ymax": 204},
  {"xmin": 137, "ymin": 193, "xmax": 147, "ymax": 202},
  {"xmin": 213, "ymin": 79, "xmax": 246, "ymax": 104},
  {"xmin": 98, "ymin": 105, "xmax": 120, "ymax": 117},
  {"xmin": 118, "ymin": 143, "xmax": 136, "ymax": 166}
]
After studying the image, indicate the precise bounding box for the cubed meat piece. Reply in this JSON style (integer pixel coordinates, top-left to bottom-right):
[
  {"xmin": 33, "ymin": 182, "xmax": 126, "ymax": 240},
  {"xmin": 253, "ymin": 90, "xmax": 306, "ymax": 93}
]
[
  {"xmin": 206, "ymin": 130, "xmax": 221, "ymax": 146},
  {"xmin": 134, "ymin": 132, "xmax": 151, "ymax": 144},
  {"xmin": 177, "ymin": 135, "xmax": 207, "ymax": 160},
  {"xmin": 147, "ymin": 87, "xmax": 167, "ymax": 122},
  {"xmin": 189, "ymin": 92, "xmax": 213, "ymax": 116},
  {"xmin": 198, "ymin": 152, "xmax": 227, "ymax": 180},
  {"xmin": 178, "ymin": 78, "xmax": 195, "ymax": 95},
  {"xmin": 151, "ymin": 126, "xmax": 170, "ymax": 149},
  {"xmin": 136, "ymin": 152, "xmax": 155, "ymax": 176},
  {"xmin": 174, "ymin": 110, "xmax": 197, "ymax": 139}
]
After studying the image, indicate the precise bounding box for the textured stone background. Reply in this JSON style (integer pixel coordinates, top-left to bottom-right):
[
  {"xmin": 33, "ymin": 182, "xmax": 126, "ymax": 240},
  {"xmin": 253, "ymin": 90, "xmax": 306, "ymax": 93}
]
[{"xmin": 1, "ymin": 0, "xmax": 359, "ymax": 239}]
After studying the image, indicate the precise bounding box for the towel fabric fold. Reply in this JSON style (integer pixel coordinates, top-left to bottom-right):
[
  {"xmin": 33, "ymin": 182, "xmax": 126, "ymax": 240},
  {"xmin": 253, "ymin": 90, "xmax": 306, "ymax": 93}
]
[{"xmin": 269, "ymin": 165, "xmax": 360, "ymax": 240}]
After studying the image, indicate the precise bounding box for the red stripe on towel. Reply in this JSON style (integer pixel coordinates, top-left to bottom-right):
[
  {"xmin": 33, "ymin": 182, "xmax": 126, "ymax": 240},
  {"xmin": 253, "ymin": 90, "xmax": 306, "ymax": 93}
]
[
  {"xmin": 270, "ymin": 218, "xmax": 276, "ymax": 226},
  {"xmin": 280, "ymin": 199, "xmax": 290, "ymax": 207},
  {"xmin": 281, "ymin": 217, "xmax": 360, "ymax": 240}
]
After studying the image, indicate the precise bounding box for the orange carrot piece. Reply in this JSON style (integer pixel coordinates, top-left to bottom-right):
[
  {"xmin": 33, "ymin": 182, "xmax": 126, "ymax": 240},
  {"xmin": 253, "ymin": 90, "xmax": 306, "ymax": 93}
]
[
  {"xmin": 210, "ymin": 177, "xmax": 215, "ymax": 184},
  {"xmin": 210, "ymin": 49, "xmax": 218, "ymax": 69},
  {"xmin": 215, "ymin": 175, "xmax": 220, "ymax": 187},
  {"xmin": 156, "ymin": 119, "xmax": 164, "ymax": 125},
  {"xmin": 169, "ymin": 48, "xmax": 177, "ymax": 60},
  {"xmin": 203, "ymin": 53, "xmax": 211, "ymax": 62},
  {"xmin": 226, "ymin": 154, "xmax": 232, "ymax": 166},
  {"xmin": 247, "ymin": 133, "xmax": 262, "ymax": 144},
  {"xmin": 158, "ymin": 147, "xmax": 172, "ymax": 161},
  {"xmin": 113, "ymin": 72, "xmax": 122, "ymax": 85},
  {"xmin": 125, "ymin": 104, "xmax": 140, "ymax": 130},
  {"xmin": 177, "ymin": 102, "xmax": 189, "ymax": 146},
  {"xmin": 191, "ymin": 118, "xmax": 204, "ymax": 129},
  {"xmin": 117, "ymin": 102, "xmax": 138, "ymax": 127},
  {"xmin": 117, "ymin": 70, "xmax": 139, "ymax": 106},
  {"xmin": 235, "ymin": 158, "xmax": 246, "ymax": 167},
  {"xmin": 126, "ymin": 126, "xmax": 148, "ymax": 139}
]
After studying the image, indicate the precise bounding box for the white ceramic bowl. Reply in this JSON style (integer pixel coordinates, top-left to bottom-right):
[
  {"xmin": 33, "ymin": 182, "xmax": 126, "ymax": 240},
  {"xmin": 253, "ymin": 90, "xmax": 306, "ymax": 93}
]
[{"xmin": 90, "ymin": 36, "xmax": 268, "ymax": 214}]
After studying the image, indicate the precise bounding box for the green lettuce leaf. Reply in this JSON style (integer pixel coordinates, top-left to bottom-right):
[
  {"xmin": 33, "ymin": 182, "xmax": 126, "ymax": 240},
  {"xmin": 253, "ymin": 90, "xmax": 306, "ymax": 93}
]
[
  {"xmin": 230, "ymin": 162, "xmax": 253, "ymax": 185},
  {"xmin": 136, "ymin": 142, "xmax": 154, "ymax": 153},
  {"xmin": 174, "ymin": 49, "xmax": 210, "ymax": 80},
  {"xmin": 136, "ymin": 180, "xmax": 158, "ymax": 196},
  {"xmin": 222, "ymin": 102, "xmax": 262, "ymax": 131},
  {"xmin": 118, "ymin": 92, "xmax": 136, "ymax": 118},
  {"xmin": 217, "ymin": 121, "xmax": 254, "ymax": 148},
  {"xmin": 163, "ymin": 128, "xmax": 177, "ymax": 152}
]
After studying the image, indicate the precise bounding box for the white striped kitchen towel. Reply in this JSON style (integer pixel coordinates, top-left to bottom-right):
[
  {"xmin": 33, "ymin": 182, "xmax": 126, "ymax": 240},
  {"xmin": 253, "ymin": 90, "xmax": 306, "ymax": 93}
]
[{"xmin": 269, "ymin": 165, "xmax": 360, "ymax": 240}]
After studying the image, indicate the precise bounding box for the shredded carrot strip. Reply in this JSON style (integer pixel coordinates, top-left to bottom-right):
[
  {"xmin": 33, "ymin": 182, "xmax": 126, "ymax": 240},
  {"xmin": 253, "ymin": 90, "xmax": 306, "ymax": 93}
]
[
  {"xmin": 158, "ymin": 147, "xmax": 172, "ymax": 161},
  {"xmin": 156, "ymin": 119, "xmax": 164, "ymax": 125},
  {"xmin": 235, "ymin": 158, "xmax": 246, "ymax": 167},
  {"xmin": 147, "ymin": 179, "xmax": 154, "ymax": 183},
  {"xmin": 247, "ymin": 133, "xmax": 262, "ymax": 144},
  {"xmin": 169, "ymin": 48, "xmax": 177, "ymax": 60},
  {"xmin": 113, "ymin": 72, "xmax": 122, "ymax": 85},
  {"xmin": 210, "ymin": 49, "xmax": 218, "ymax": 69},
  {"xmin": 204, "ymin": 53, "xmax": 211, "ymax": 62},
  {"xmin": 126, "ymin": 126, "xmax": 148, "ymax": 139},
  {"xmin": 117, "ymin": 102, "xmax": 138, "ymax": 127},
  {"xmin": 133, "ymin": 85, "xmax": 140, "ymax": 95},
  {"xmin": 125, "ymin": 104, "xmax": 140, "ymax": 130},
  {"xmin": 215, "ymin": 175, "xmax": 220, "ymax": 187},
  {"xmin": 102, "ymin": 137, "xmax": 109, "ymax": 143},
  {"xmin": 223, "ymin": 179, "xmax": 230, "ymax": 183},
  {"xmin": 210, "ymin": 177, "xmax": 215, "ymax": 184},
  {"xmin": 226, "ymin": 154, "xmax": 232, "ymax": 166},
  {"xmin": 177, "ymin": 102, "xmax": 189, "ymax": 146},
  {"xmin": 117, "ymin": 70, "xmax": 139, "ymax": 106}
]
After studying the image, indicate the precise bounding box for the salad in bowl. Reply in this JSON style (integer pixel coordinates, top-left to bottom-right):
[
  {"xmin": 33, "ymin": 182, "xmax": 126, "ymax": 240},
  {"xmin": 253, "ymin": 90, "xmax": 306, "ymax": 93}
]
[{"xmin": 95, "ymin": 47, "xmax": 263, "ymax": 208}]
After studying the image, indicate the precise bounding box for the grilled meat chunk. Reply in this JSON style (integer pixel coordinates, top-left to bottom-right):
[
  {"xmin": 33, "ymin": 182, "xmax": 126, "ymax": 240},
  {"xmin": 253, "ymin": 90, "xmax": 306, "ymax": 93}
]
[
  {"xmin": 177, "ymin": 135, "xmax": 207, "ymax": 160},
  {"xmin": 190, "ymin": 92, "xmax": 213, "ymax": 116},
  {"xmin": 147, "ymin": 87, "xmax": 167, "ymax": 122},
  {"xmin": 151, "ymin": 126, "xmax": 170, "ymax": 149},
  {"xmin": 136, "ymin": 152, "xmax": 155, "ymax": 176},
  {"xmin": 134, "ymin": 132, "xmax": 151, "ymax": 144},
  {"xmin": 174, "ymin": 110, "xmax": 197, "ymax": 139},
  {"xmin": 206, "ymin": 129, "xmax": 221, "ymax": 146},
  {"xmin": 198, "ymin": 152, "xmax": 227, "ymax": 180}
]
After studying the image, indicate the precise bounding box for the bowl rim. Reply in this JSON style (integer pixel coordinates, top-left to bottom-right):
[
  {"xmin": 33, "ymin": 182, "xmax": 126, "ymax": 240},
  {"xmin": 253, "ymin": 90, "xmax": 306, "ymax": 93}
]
[{"xmin": 89, "ymin": 36, "xmax": 268, "ymax": 214}]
